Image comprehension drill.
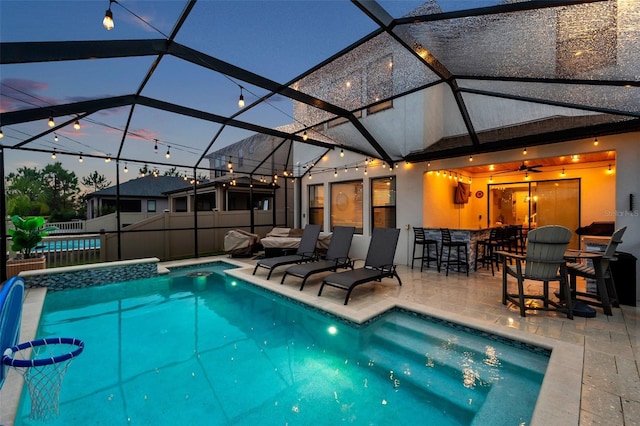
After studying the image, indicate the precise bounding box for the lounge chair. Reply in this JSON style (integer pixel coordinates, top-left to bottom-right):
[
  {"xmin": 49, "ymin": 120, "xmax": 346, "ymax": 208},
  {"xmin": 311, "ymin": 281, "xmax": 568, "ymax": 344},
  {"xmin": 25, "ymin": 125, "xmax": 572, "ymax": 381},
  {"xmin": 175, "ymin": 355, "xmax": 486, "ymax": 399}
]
[
  {"xmin": 499, "ymin": 225, "xmax": 573, "ymax": 319},
  {"xmin": 252, "ymin": 224, "xmax": 321, "ymax": 280},
  {"xmin": 318, "ymin": 228, "xmax": 402, "ymax": 305},
  {"xmin": 280, "ymin": 226, "xmax": 355, "ymax": 290}
]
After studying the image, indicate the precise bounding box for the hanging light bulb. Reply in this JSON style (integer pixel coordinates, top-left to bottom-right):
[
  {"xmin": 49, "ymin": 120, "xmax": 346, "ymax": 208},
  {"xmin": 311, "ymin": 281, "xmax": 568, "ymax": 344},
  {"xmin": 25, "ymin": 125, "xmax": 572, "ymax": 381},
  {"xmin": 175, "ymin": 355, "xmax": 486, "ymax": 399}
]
[
  {"xmin": 103, "ymin": 1, "xmax": 114, "ymax": 30},
  {"xmin": 51, "ymin": 150, "xmax": 57, "ymax": 159},
  {"xmin": 524, "ymin": 172, "xmax": 530, "ymax": 180},
  {"xmin": 124, "ymin": 162, "xmax": 128, "ymax": 172},
  {"xmin": 78, "ymin": 153, "xmax": 83, "ymax": 163},
  {"xmin": 561, "ymin": 168, "xmax": 566, "ymax": 176},
  {"xmin": 427, "ymin": 161, "xmax": 431, "ymax": 167},
  {"xmin": 105, "ymin": 154, "xmax": 111, "ymax": 163},
  {"xmin": 74, "ymin": 119, "xmax": 80, "ymax": 130},
  {"xmin": 489, "ymin": 175, "xmax": 493, "ymax": 183},
  {"xmin": 607, "ymin": 164, "xmax": 613, "ymax": 174},
  {"xmin": 308, "ymin": 174, "xmax": 312, "ymax": 180},
  {"xmin": 165, "ymin": 146, "xmax": 171, "ymax": 159},
  {"xmin": 523, "ymin": 147, "xmax": 527, "ymax": 155},
  {"xmin": 0, "ymin": 127, "xmax": 3, "ymax": 139},
  {"xmin": 594, "ymin": 137, "xmax": 599, "ymax": 146},
  {"xmin": 154, "ymin": 139, "xmax": 158, "ymax": 153},
  {"xmin": 334, "ymin": 169, "xmax": 338, "ymax": 177},
  {"xmin": 302, "ymin": 131, "xmax": 308, "ymax": 141},
  {"xmin": 340, "ymin": 149, "xmax": 344, "ymax": 157},
  {"xmin": 355, "ymin": 164, "xmax": 359, "ymax": 172},
  {"xmin": 54, "ymin": 134, "xmax": 59, "ymax": 142},
  {"xmin": 344, "ymin": 166, "xmax": 348, "ymax": 173},
  {"xmin": 238, "ymin": 87, "xmax": 245, "ymax": 108},
  {"xmin": 364, "ymin": 167, "xmax": 368, "ymax": 176},
  {"xmin": 48, "ymin": 115, "xmax": 55, "ymax": 128},
  {"xmin": 228, "ymin": 157, "xmax": 233, "ymax": 169}
]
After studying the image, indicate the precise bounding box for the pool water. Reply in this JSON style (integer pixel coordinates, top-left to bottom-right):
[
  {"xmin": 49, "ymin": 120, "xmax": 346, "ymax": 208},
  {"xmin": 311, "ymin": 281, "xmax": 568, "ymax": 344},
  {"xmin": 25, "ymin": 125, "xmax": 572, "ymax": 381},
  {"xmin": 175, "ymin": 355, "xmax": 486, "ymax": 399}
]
[{"xmin": 17, "ymin": 262, "xmax": 549, "ymax": 425}]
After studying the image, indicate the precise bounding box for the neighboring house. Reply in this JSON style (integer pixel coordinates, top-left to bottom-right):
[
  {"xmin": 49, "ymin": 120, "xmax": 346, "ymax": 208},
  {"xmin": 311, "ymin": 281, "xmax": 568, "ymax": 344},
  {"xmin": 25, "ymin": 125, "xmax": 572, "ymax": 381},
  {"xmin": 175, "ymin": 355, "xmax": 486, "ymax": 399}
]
[
  {"xmin": 85, "ymin": 176, "xmax": 191, "ymax": 219},
  {"xmin": 164, "ymin": 175, "xmax": 280, "ymax": 213}
]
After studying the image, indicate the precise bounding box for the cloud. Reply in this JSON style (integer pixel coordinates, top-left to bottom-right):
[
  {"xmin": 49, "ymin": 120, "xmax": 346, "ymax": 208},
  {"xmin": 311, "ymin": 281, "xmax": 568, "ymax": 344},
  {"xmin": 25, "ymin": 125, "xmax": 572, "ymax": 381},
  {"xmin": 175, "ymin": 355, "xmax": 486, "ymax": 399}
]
[{"xmin": 0, "ymin": 78, "xmax": 57, "ymax": 111}]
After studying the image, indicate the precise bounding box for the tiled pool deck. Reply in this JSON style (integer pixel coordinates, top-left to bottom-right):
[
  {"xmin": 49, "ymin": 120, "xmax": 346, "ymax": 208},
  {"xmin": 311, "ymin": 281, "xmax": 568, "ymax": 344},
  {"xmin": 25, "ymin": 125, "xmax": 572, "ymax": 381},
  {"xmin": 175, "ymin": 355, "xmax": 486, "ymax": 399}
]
[{"xmin": 1, "ymin": 256, "xmax": 638, "ymax": 425}]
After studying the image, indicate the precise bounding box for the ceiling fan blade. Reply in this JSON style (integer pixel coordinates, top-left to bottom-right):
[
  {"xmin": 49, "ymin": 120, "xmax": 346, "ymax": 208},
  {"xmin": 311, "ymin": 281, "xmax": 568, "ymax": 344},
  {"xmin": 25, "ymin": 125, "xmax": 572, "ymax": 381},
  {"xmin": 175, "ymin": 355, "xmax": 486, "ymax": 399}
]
[{"xmin": 529, "ymin": 168, "xmax": 543, "ymax": 172}]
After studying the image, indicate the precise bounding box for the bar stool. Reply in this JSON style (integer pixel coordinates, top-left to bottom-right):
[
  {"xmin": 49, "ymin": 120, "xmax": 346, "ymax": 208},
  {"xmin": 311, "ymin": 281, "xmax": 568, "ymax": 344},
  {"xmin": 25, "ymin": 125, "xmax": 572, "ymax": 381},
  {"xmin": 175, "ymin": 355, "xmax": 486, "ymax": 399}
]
[
  {"xmin": 439, "ymin": 228, "xmax": 469, "ymax": 276},
  {"xmin": 475, "ymin": 227, "xmax": 498, "ymax": 275},
  {"xmin": 412, "ymin": 227, "xmax": 439, "ymax": 272}
]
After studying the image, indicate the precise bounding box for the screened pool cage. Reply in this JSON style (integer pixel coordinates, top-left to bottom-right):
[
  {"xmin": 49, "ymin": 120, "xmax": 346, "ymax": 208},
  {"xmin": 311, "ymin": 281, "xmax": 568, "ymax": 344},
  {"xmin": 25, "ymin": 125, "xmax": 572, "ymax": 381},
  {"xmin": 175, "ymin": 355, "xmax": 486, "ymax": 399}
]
[{"xmin": 1, "ymin": 0, "xmax": 638, "ymax": 278}]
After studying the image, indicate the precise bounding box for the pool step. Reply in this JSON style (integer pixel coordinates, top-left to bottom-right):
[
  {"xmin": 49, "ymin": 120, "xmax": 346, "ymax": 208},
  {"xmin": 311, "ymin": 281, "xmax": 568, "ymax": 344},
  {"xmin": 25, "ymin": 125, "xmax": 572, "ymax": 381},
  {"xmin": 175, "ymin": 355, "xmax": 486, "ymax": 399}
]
[{"xmin": 361, "ymin": 312, "xmax": 547, "ymax": 424}]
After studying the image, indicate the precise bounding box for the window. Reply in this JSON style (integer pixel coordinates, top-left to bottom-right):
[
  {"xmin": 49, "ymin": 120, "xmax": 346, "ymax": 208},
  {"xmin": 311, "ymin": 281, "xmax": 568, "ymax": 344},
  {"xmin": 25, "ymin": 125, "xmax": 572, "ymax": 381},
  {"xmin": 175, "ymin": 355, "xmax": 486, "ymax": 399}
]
[
  {"xmin": 371, "ymin": 177, "xmax": 396, "ymax": 230},
  {"xmin": 309, "ymin": 184, "xmax": 324, "ymax": 231},
  {"xmin": 174, "ymin": 196, "xmax": 188, "ymax": 212},
  {"xmin": 331, "ymin": 180, "xmax": 363, "ymax": 234},
  {"xmin": 195, "ymin": 192, "xmax": 216, "ymax": 211},
  {"xmin": 147, "ymin": 200, "xmax": 156, "ymax": 212}
]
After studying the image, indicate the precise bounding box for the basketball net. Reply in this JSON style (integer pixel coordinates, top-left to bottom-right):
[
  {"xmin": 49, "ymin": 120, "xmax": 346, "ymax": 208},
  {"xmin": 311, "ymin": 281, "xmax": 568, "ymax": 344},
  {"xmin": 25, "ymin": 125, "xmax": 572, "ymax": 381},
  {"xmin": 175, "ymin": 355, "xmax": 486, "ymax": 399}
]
[{"xmin": 3, "ymin": 338, "xmax": 83, "ymax": 421}]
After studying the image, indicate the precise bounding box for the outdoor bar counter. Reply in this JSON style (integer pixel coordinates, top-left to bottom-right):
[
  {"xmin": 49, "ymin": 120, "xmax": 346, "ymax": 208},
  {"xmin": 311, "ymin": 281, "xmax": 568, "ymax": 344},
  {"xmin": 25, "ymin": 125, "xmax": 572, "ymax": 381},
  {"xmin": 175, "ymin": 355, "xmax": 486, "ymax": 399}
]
[{"xmin": 422, "ymin": 227, "xmax": 492, "ymax": 271}]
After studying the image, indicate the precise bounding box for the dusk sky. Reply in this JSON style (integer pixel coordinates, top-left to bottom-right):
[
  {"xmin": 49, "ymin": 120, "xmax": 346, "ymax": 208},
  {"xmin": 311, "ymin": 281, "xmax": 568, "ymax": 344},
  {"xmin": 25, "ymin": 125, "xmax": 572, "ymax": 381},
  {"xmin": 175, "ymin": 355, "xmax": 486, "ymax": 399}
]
[{"xmin": 0, "ymin": 0, "xmax": 494, "ymax": 190}]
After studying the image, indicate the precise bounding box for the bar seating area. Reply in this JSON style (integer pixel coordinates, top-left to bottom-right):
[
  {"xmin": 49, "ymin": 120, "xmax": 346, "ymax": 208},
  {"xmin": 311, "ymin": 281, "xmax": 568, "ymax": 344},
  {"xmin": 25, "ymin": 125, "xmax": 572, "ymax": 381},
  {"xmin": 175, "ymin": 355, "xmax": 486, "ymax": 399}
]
[{"xmin": 439, "ymin": 228, "xmax": 469, "ymax": 276}]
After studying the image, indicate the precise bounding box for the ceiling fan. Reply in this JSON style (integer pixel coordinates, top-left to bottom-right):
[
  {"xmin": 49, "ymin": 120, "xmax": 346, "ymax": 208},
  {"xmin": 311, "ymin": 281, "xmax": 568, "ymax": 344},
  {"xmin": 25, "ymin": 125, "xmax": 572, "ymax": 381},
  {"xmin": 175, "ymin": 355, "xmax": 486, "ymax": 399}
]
[{"xmin": 497, "ymin": 161, "xmax": 544, "ymax": 174}]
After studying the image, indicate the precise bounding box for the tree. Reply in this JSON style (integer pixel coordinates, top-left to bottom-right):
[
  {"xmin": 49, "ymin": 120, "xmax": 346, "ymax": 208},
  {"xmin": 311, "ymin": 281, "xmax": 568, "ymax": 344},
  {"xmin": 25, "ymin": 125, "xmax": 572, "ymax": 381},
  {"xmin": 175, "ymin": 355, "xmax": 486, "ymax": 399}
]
[
  {"xmin": 41, "ymin": 162, "xmax": 80, "ymax": 221},
  {"xmin": 163, "ymin": 167, "xmax": 181, "ymax": 177},
  {"xmin": 82, "ymin": 171, "xmax": 112, "ymax": 192},
  {"xmin": 6, "ymin": 167, "xmax": 49, "ymax": 216}
]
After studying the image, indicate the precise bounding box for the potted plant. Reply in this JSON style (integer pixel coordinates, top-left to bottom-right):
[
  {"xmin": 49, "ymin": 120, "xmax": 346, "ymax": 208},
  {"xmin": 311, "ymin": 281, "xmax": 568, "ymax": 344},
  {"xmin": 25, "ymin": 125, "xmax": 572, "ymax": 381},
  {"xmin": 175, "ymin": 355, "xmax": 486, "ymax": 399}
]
[{"xmin": 6, "ymin": 215, "xmax": 58, "ymax": 276}]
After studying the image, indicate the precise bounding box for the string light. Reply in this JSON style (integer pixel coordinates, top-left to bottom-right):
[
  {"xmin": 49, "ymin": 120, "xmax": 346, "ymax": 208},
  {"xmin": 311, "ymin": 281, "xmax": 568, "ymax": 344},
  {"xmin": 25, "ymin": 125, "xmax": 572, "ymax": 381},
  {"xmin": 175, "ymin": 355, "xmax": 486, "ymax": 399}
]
[
  {"xmin": 489, "ymin": 176, "xmax": 493, "ymax": 183},
  {"xmin": 165, "ymin": 146, "xmax": 171, "ymax": 159},
  {"xmin": 594, "ymin": 137, "xmax": 599, "ymax": 146},
  {"xmin": 364, "ymin": 167, "xmax": 368, "ymax": 175},
  {"xmin": 344, "ymin": 166, "xmax": 348, "ymax": 173},
  {"xmin": 124, "ymin": 162, "xmax": 128, "ymax": 172},
  {"xmin": 105, "ymin": 154, "xmax": 111, "ymax": 163},
  {"xmin": 340, "ymin": 149, "xmax": 344, "ymax": 157},
  {"xmin": 523, "ymin": 147, "xmax": 527, "ymax": 155},
  {"xmin": 48, "ymin": 115, "xmax": 55, "ymax": 128},
  {"xmin": 607, "ymin": 164, "xmax": 613, "ymax": 174},
  {"xmin": 54, "ymin": 134, "xmax": 58, "ymax": 142},
  {"xmin": 103, "ymin": 0, "xmax": 114, "ymax": 30},
  {"xmin": 78, "ymin": 153, "xmax": 83, "ymax": 163},
  {"xmin": 51, "ymin": 149, "xmax": 57, "ymax": 159},
  {"xmin": 561, "ymin": 168, "xmax": 565, "ymax": 176},
  {"xmin": 154, "ymin": 139, "xmax": 158, "ymax": 153},
  {"xmin": 469, "ymin": 155, "xmax": 473, "ymax": 162},
  {"xmin": 0, "ymin": 127, "xmax": 3, "ymax": 138},
  {"xmin": 238, "ymin": 87, "xmax": 245, "ymax": 108},
  {"xmin": 334, "ymin": 169, "xmax": 338, "ymax": 177},
  {"xmin": 74, "ymin": 119, "xmax": 80, "ymax": 130},
  {"xmin": 302, "ymin": 131, "xmax": 308, "ymax": 141},
  {"xmin": 427, "ymin": 161, "xmax": 431, "ymax": 167}
]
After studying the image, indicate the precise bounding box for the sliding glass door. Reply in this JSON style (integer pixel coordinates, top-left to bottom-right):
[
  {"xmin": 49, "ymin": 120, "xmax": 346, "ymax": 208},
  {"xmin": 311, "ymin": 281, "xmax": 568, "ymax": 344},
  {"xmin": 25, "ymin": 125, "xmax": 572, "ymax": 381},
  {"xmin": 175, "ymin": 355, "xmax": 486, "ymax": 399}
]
[{"xmin": 489, "ymin": 178, "xmax": 580, "ymax": 248}]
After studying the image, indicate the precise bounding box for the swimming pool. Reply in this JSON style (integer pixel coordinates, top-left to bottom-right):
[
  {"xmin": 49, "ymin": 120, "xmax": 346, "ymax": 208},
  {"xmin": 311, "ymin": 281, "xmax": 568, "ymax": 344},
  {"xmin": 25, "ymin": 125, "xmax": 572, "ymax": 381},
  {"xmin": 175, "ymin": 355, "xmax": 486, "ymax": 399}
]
[{"xmin": 17, "ymin": 262, "xmax": 549, "ymax": 425}]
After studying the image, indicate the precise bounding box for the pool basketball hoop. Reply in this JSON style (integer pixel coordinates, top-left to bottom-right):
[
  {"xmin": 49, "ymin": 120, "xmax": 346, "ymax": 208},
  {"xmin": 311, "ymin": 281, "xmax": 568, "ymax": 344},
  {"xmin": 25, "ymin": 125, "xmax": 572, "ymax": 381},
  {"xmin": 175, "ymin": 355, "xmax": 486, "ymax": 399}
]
[
  {"xmin": 2, "ymin": 337, "xmax": 84, "ymax": 421},
  {"xmin": 0, "ymin": 277, "xmax": 84, "ymax": 421}
]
